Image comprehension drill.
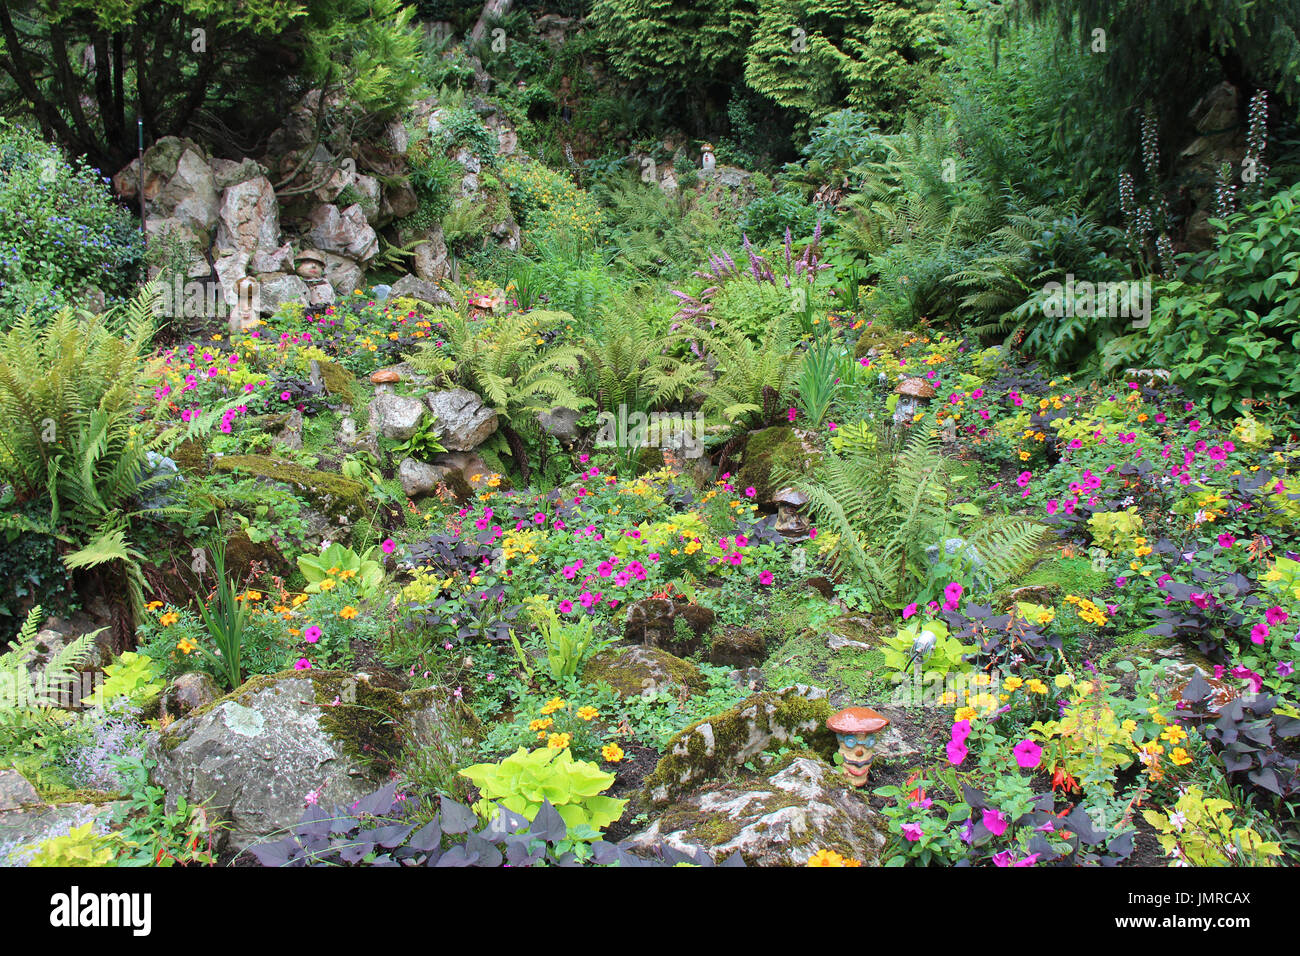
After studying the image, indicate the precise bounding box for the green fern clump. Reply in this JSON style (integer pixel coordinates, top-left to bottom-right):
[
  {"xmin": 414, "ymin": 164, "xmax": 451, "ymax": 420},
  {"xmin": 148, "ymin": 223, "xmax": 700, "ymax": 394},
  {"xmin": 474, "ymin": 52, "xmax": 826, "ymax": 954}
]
[
  {"xmin": 0, "ymin": 285, "xmax": 236, "ymax": 620},
  {"xmin": 784, "ymin": 416, "xmax": 1047, "ymax": 608},
  {"xmin": 0, "ymin": 606, "xmax": 95, "ymax": 751}
]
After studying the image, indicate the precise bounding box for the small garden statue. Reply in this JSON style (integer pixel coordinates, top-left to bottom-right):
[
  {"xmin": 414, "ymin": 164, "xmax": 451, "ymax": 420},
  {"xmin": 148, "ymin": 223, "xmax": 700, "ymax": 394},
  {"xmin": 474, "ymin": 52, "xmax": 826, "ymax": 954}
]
[{"xmin": 827, "ymin": 707, "xmax": 890, "ymax": 788}]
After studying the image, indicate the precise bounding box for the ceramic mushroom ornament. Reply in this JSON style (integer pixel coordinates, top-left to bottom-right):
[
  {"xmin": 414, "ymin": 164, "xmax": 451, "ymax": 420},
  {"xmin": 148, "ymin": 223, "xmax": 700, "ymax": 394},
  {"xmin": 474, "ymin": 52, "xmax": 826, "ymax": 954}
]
[{"xmin": 828, "ymin": 707, "xmax": 890, "ymax": 787}]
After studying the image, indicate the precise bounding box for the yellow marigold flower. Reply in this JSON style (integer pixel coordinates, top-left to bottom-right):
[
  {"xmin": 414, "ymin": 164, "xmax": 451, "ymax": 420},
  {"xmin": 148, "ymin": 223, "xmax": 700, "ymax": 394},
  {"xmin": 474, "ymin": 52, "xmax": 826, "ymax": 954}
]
[
  {"xmin": 338, "ymin": 606, "xmax": 358, "ymax": 620},
  {"xmin": 1170, "ymin": 747, "xmax": 1192, "ymax": 766},
  {"xmin": 146, "ymin": 601, "xmax": 164, "ymax": 611},
  {"xmin": 540, "ymin": 697, "xmax": 566, "ymax": 716},
  {"xmin": 158, "ymin": 612, "xmax": 180, "ymax": 627},
  {"xmin": 318, "ymin": 579, "xmax": 336, "ymax": 591},
  {"xmin": 601, "ymin": 743, "xmax": 624, "ymax": 763},
  {"xmin": 177, "ymin": 638, "xmax": 196, "ymax": 655},
  {"xmin": 547, "ymin": 732, "xmax": 571, "ymax": 750},
  {"xmin": 327, "ymin": 567, "xmax": 341, "ymax": 576},
  {"xmin": 528, "ymin": 718, "xmax": 553, "ymax": 732},
  {"xmin": 1003, "ymin": 676, "xmax": 1024, "ymax": 691},
  {"xmin": 954, "ymin": 706, "xmax": 978, "ymax": 722},
  {"xmin": 1121, "ymin": 719, "xmax": 1137, "ymax": 734},
  {"xmin": 292, "ymin": 594, "xmax": 309, "ymax": 606},
  {"xmin": 576, "ymin": 706, "xmax": 599, "ymax": 721},
  {"xmin": 1025, "ymin": 679, "xmax": 1048, "ymax": 694},
  {"xmin": 1147, "ymin": 706, "xmax": 1167, "ymax": 726},
  {"xmin": 1161, "ymin": 724, "xmax": 1187, "ymax": 745}
]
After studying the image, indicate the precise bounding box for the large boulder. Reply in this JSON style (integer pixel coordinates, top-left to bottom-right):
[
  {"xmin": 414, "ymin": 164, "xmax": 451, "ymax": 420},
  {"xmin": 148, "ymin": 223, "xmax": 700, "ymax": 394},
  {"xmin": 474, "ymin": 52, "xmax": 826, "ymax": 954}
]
[
  {"xmin": 399, "ymin": 457, "xmax": 450, "ymax": 497},
  {"xmin": 214, "ymin": 174, "xmax": 281, "ymax": 261},
  {"xmin": 640, "ymin": 686, "xmax": 835, "ymax": 806},
  {"xmin": 413, "ymin": 227, "xmax": 449, "ymax": 281},
  {"xmin": 390, "ymin": 273, "xmax": 453, "ymax": 307},
  {"xmin": 115, "ymin": 137, "xmax": 219, "ymax": 248},
  {"xmin": 424, "ymin": 388, "xmax": 499, "ymax": 451},
  {"xmin": 255, "ymin": 273, "xmax": 310, "ymax": 316},
  {"xmin": 307, "ymin": 203, "xmax": 378, "ymax": 262},
  {"xmin": 149, "ymin": 670, "xmax": 471, "ymax": 851},
  {"xmin": 319, "ymin": 251, "xmax": 364, "ymax": 298},
  {"xmin": 623, "ymin": 756, "xmax": 888, "ymax": 866},
  {"xmin": 369, "ymin": 392, "xmax": 427, "ymax": 441}
]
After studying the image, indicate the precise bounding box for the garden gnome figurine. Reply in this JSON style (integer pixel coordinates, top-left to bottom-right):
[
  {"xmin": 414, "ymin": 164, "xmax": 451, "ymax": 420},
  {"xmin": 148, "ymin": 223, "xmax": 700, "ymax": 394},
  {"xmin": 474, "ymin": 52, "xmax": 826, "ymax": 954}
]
[{"xmin": 827, "ymin": 707, "xmax": 890, "ymax": 788}]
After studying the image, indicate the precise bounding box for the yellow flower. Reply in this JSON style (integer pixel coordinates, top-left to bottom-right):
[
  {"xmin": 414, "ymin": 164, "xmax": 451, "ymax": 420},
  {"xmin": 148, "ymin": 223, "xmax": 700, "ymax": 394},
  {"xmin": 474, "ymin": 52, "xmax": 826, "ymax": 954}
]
[
  {"xmin": 540, "ymin": 697, "xmax": 566, "ymax": 716},
  {"xmin": 1025, "ymin": 679, "xmax": 1048, "ymax": 695},
  {"xmin": 146, "ymin": 601, "xmax": 164, "ymax": 611},
  {"xmin": 158, "ymin": 612, "xmax": 180, "ymax": 627},
  {"xmin": 806, "ymin": 849, "xmax": 860, "ymax": 867},
  {"xmin": 601, "ymin": 743, "xmax": 624, "ymax": 763},
  {"xmin": 1003, "ymin": 676, "xmax": 1024, "ymax": 691},
  {"xmin": 292, "ymin": 594, "xmax": 309, "ymax": 607},
  {"xmin": 1121, "ymin": 719, "xmax": 1137, "ymax": 734},
  {"xmin": 547, "ymin": 732, "xmax": 571, "ymax": 750},
  {"xmin": 1170, "ymin": 747, "xmax": 1192, "ymax": 766},
  {"xmin": 338, "ymin": 606, "xmax": 358, "ymax": 620},
  {"xmin": 1161, "ymin": 724, "xmax": 1187, "ymax": 745},
  {"xmin": 318, "ymin": 579, "xmax": 336, "ymax": 591},
  {"xmin": 177, "ymin": 638, "xmax": 196, "ymax": 655},
  {"xmin": 954, "ymin": 706, "xmax": 978, "ymax": 722},
  {"xmin": 1054, "ymin": 673, "xmax": 1073, "ymax": 689},
  {"xmin": 528, "ymin": 718, "xmax": 553, "ymax": 732},
  {"xmin": 576, "ymin": 706, "xmax": 599, "ymax": 721}
]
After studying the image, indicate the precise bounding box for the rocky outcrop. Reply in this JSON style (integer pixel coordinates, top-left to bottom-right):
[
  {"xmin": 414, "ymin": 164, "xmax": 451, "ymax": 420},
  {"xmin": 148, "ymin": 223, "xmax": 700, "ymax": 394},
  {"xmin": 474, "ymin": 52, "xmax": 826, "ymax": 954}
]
[
  {"xmin": 150, "ymin": 670, "xmax": 472, "ymax": 851},
  {"xmin": 624, "ymin": 756, "xmax": 888, "ymax": 866},
  {"xmin": 640, "ymin": 686, "xmax": 835, "ymax": 806},
  {"xmin": 424, "ymin": 388, "xmax": 499, "ymax": 451},
  {"xmin": 369, "ymin": 392, "xmax": 427, "ymax": 441}
]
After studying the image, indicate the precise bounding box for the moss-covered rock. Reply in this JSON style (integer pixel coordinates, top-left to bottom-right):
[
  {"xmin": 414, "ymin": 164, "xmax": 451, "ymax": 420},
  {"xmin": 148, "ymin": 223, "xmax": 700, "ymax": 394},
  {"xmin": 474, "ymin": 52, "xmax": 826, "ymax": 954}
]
[
  {"xmin": 213, "ymin": 454, "xmax": 366, "ymax": 518},
  {"xmin": 624, "ymin": 756, "xmax": 888, "ymax": 866},
  {"xmin": 317, "ymin": 359, "xmax": 356, "ymax": 405},
  {"xmin": 640, "ymin": 686, "xmax": 836, "ymax": 807},
  {"xmin": 584, "ymin": 645, "xmax": 706, "ymax": 698},
  {"xmin": 734, "ymin": 426, "xmax": 820, "ymax": 504},
  {"xmin": 170, "ymin": 438, "xmax": 209, "ymax": 476},
  {"xmin": 151, "ymin": 669, "xmax": 478, "ymax": 851}
]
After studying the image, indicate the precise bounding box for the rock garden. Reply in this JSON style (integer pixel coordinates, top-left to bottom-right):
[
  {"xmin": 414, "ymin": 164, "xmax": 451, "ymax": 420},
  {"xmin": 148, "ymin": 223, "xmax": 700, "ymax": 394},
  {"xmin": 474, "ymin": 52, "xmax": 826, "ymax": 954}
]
[{"xmin": 2, "ymin": 0, "xmax": 1300, "ymax": 873}]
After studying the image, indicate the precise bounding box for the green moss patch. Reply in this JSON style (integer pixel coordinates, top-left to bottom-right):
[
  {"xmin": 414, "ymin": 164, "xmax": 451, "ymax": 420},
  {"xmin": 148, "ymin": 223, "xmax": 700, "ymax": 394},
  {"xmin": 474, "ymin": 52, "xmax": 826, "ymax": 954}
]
[
  {"xmin": 735, "ymin": 426, "xmax": 818, "ymax": 503},
  {"xmin": 213, "ymin": 454, "xmax": 365, "ymax": 518}
]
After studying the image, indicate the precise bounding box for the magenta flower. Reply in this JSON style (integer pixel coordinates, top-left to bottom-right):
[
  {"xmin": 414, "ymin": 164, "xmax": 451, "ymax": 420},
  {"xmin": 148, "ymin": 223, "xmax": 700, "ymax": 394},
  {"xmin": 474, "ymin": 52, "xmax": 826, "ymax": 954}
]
[
  {"xmin": 946, "ymin": 739, "xmax": 968, "ymax": 766},
  {"xmin": 745, "ymin": 486, "xmax": 756, "ymax": 498},
  {"xmin": 759, "ymin": 570, "xmax": 774, "ymax": 586},
  {"xmin": 303, "ymin": 625, "xmax": 322, "ymax": 644},
  {"xmin": 1218, "ymin": 533, "xmax": 1236, "ymax": 549},
  {"xmin": 1266, "ymin": 606, "xmax": 1289, "ymax": 625},
  {"xmin": 381, "ymin": 538, "xmax": 396, "ymax": 554},
  {"xmin": 1013, "ymin": 739, "xmax": 1042, "ymax": 769},
  {"xmin": 902, "ymin": 602, "xmax": 918, "ymax": 619},
  {"xmin": 1251, "ymin": 623, "xmax": 1270, "ymax": 645},
  {"xmin": 951, "ymin": 719, "xmax": 971, "ymax": 744},
  {"xmin": 901, "ymin": 822, "xmax": 924, "ymax": 842},
  {"xmin": 1277, "ymin": 662, "xmax": 1294, "ymax": 678},
  {"xmin": 557, "ymin": 599, "xmax": 574, "ymax": 613},
  {"xmin": 981, "ymin": 808, "xmax": 1008, "ymax": 836},
  {"xmin": 294, "ymin": 658, "xmax": 312, "ymax": 670}
]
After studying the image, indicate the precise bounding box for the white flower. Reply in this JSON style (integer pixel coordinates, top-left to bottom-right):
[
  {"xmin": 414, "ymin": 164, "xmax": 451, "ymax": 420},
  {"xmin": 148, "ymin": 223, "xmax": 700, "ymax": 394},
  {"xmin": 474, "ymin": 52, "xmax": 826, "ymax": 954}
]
[{"xmin": 1168, "ymin": 810, "xmax": 1186, "ymax": 832}]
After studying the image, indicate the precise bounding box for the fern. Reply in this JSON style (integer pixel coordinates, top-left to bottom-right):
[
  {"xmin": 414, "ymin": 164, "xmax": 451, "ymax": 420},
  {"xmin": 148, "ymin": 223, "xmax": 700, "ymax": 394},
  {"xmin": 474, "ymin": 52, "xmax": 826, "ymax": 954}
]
[
  {"xmin": 783, "ymin": 416, "xmax": 1047, "ymax": 607},
  {"xmin": 0, "ymin": 605, "xmax": 96, "ymax": 714},
  {"xmin": 0, "ymin": 284, "xmax": 236, "ymax": 625}
]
